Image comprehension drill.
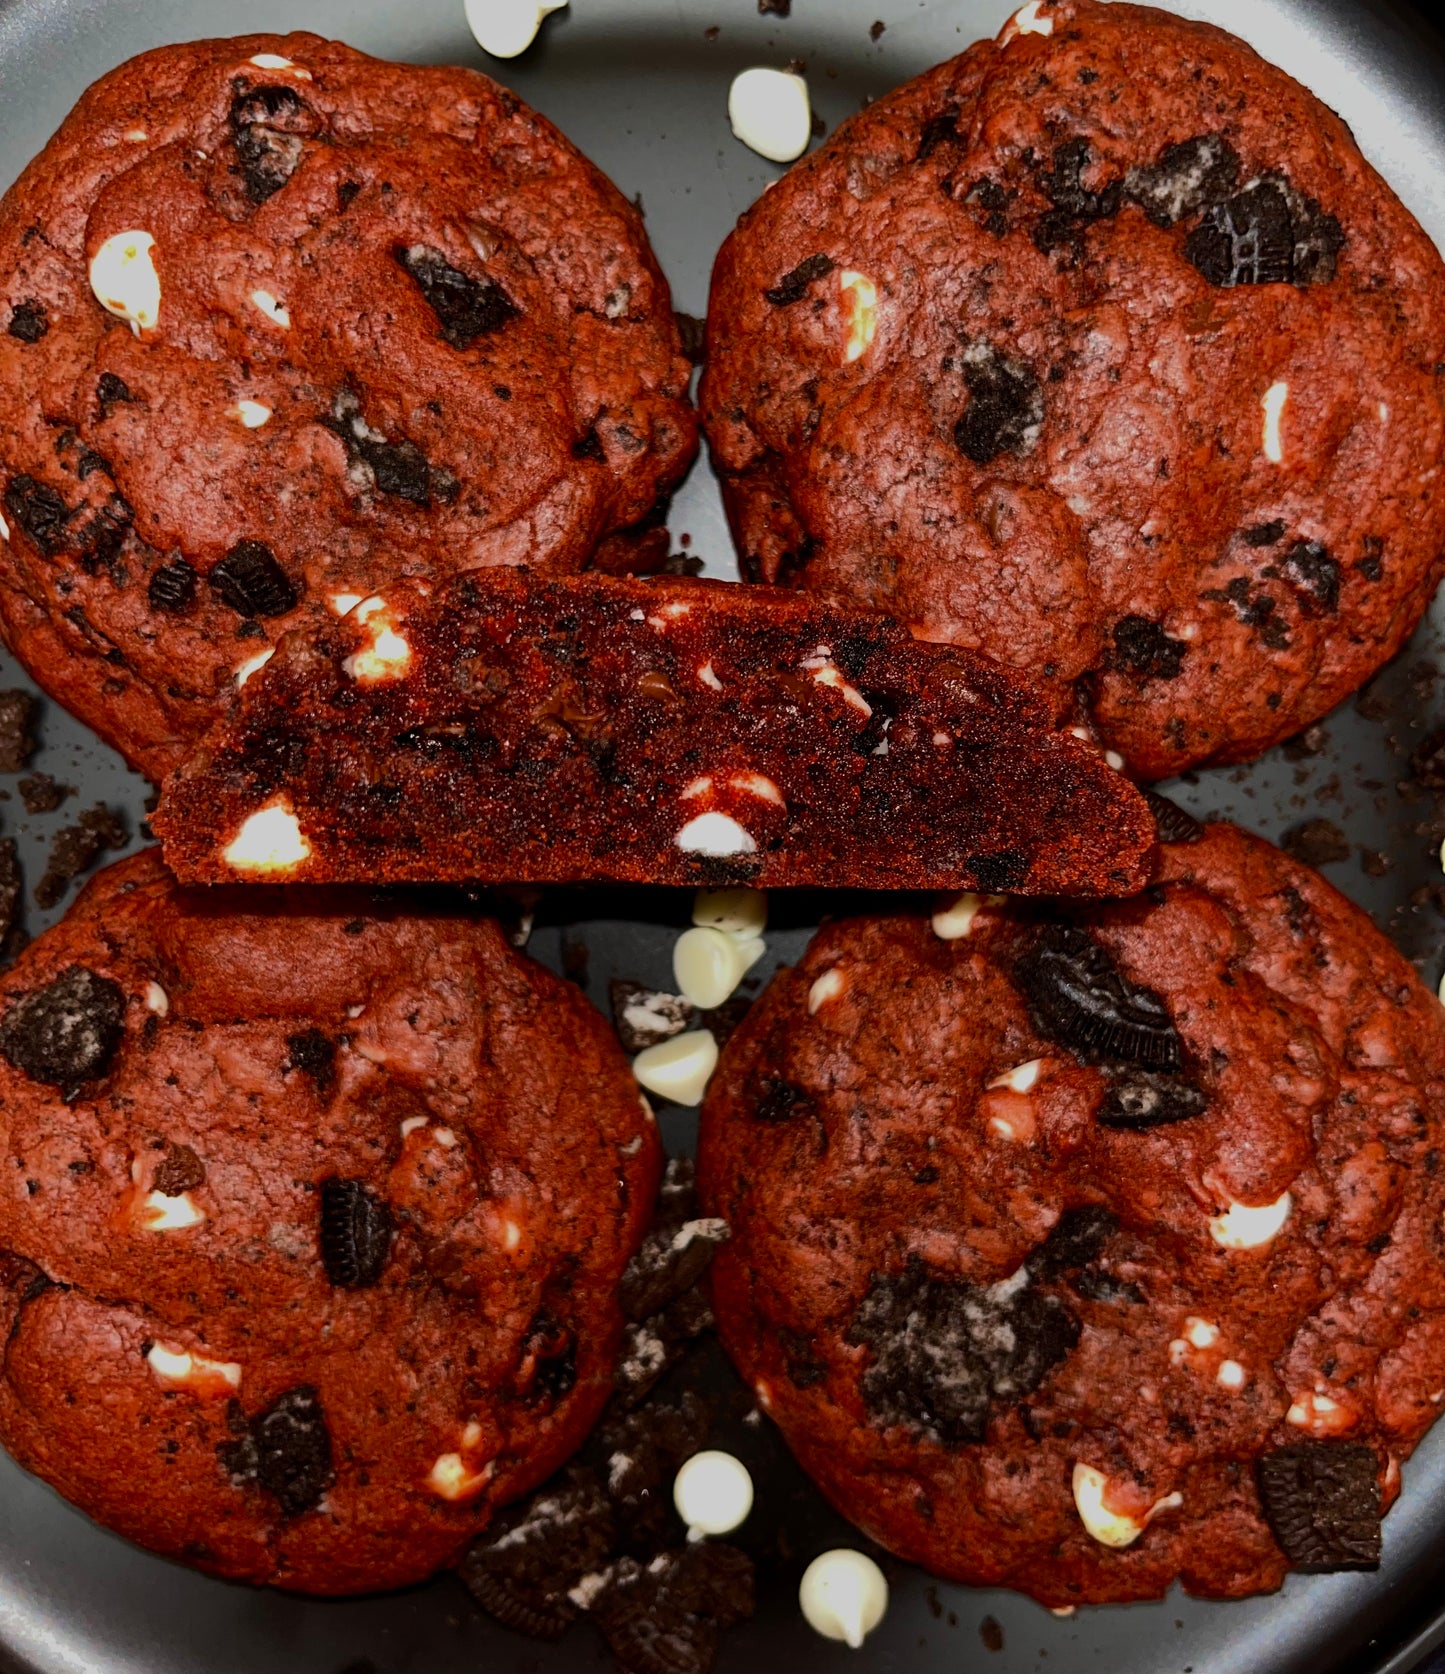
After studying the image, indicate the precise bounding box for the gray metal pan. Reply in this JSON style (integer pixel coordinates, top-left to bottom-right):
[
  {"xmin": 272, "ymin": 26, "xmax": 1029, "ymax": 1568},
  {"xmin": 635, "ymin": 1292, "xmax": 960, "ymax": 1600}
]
[{"xmin": 2, "ymin": 0, "xmax": 1444, "ymax": 1669}]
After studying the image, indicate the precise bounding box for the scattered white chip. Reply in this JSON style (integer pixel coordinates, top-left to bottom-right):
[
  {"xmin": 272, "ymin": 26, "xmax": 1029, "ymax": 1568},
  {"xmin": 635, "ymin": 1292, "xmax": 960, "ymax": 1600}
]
[
  {"xmin": 673, "ymin": 1450, "xmax": 754, "ymax": 1538},
  {"xmin": 693, "ymin": 887, "xmax": 768, "ymax": 940},
  {"xmin": 698, "ymin": 662, "xmax": 723, "ymax": 691},
  {"xmin": 146, "ymin": 1342, "xmax": 242, "ymax": 1394},
  {"xmin": 249, "ymin": 288, "xmax": 291, "ymax": 330},
  {"xmin": 139, "ymin": 1190, "xmax": 206, "ymax": 1232},
  {"xmin": 343, "ymin": 602, "xmax": 412, "ymax": 683},
  {"xmin": 728, "ymin": 67, "xmax": 812, "ymax": 165},
  {"xmin": 633, "ymin": 1029, "xmax": 719, "ymax": 1107},
  {"xmin": 799, "ymin": 1549, "xmax": 889, "ymax": 1649},
  {"xmin": 675, "ymin": 812, "xmax": 756, "ymax": 857},
  {"xmin": 1261, "ymin": 382, "xmax": 1289, "ymax": 464},
  {"xmin": 500, "ymin": 1217, "xmax": 523, "ymax": 1252},
  {"xmin": 839, "ymin": 270, "xmax": 878, "ymax": 363},
  {"xmin": 932, "ymin": 892, "xmax": 985, "ymax": 940},
  {"xmin": 399, "ymin": 1115, "xmax": 429, "ymax": 1139},
  {"xmin": 329, "ymin": 592, "xmax": 365, "ymax": 616},
  {"xmin": 0, "ymin": 509, "xmax": 9, "ymax": 542},
  {"xmin": 1002, "ymin": 0, "xmax": 1055, "ymax": 40},
  {"xmin": 248, "ymin": 53, "xmax": 312, "ymax": 78},
  {"xmin": 144, "ymin": 981, "xmax": 169, "ymax": 1016},
  {"xmin": 1104, "ymin": 749, "xmax": 1126, "ymax": 771},
  {"xmin": 730, "ymin": 771, "xmax": 786, "ymax": 807},
  {"xmin": 1184, "ymin": 1317, "xmax": 1220, "ymax": 1350},
  {"xmin": 89, "ymin": 230, "xmax": 161, "ymax": 335},
  {"xmin": 425, "ymin": 1452, "xmax": 493, "ymax": 1500},
  {"xmin": 1209, "ymin": 1191, "xmax": 1292, "ymax": 1250},
  {"xmin": 465, "ymin": 0, "xmax": 568, "ymax": 59},
  {"xmin": 808, "ymin": 967, "xmax": 846, "ymax": 1015},
  {"xmin": 222, "ymin": 799, "xmax": 311, "ymax": 874},
  {"xmin": 1072, "ymin": 1464, "xmax": 1181, "ymax": 1549},
  {"xmin": 231, "ymin": 400, "xmax": 272, "ymax": 429},
  {"xmin": 810, "ymin": 663, "xmax": 873, "ymax": 716},
  {"xmin": 123, "ymin": 128, "xmax": 148, "ymax": 142},
  {"xmin": 987, "ymin": 1058, "xmax": 1044, "ymax": 1094},
  {"xmin": 674, "ymin": 927, "xmax": 761, "ymax": 1010},
  {"xmin": 1217, "ymin": 1359, "xmax": 1247, "ymax": 1391},
  {"xmin": 235, "ymin": 646, "xmax": 275, "ymax": 688},
  {"xmin": 1286, "ymin": 1391, "xmax": 1352, "ymax": 1434}
]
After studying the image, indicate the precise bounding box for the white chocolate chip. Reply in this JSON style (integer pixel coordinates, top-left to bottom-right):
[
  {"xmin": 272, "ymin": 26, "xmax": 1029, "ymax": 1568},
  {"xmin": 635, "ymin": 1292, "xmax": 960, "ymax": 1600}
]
[
  {"xmin": 146, "ymin": 1341, "xmax": 242, "ymax": 1394},
  {"xmin": 728, "ymin": 68, "xmax": 812, "ymax": 165},
  {"xmin": 425, "ymin": 1452, "xmax": 493, "ymax": 1500},
  {"xmin": 1216, "ymin": 1359, "xmax": 1247, "ymax": 1391},
  {"xmin": 343, "ymin": 599, "xmax": 411, "ymax": 683},
  {"xmin": 1184, "ymin": 1316, "xmax": 1220, "ymax": 1350},
  {"xmin": 807, "ymin": 967, "xmax": 846, "ymax": 1015},
  {"xmin": 139, "ymin": 1189, "xmax": 206, "ymax": 1232},
  {"xmin": 399, "ymin": 1115, "xmax": 429, "ymax": 1139},
  {"xmin": 1002, "ymin": 1, "xmax": 1055, "ymax": 40},
  {"xmin": 674, "ymin": 927, "xmax": 759, "ymax": 1010},
  {"xmin": 1104, "ymin": 749, "xmax": 1126, "ymax": 771},
  {"xmin": 932, "ymin": 892, "xmax": 986, "ymax": 940},
  {"xmin": 1072, "ymin": 1464, "xmax": 1181, "ymax": 1549},
  {"xmin": 1209, "ymin": 1191, "xmax": 1292, "ymax": 1250},
  {"xmin": 329, "ymin": 592, "xmax": 365, "ymax": 615},
  {"xmin": 698, "ymin": 662, "xmax": 723, "ymax": 691},
  {"xmin": 222, "ymin": 799, "xmax": 311, "ymax": 874},
  {"xmin": 675, "ymin": 812, "xmax": 756, "ymax": 857},
  {"xmin": 808, "ymin": 661, "xmax": 873, "ymax": 716},
  {"xmin": 433, "ymin": 1127, "xmax": 458, "ymax": 1148},
  {"xmin": 1378, "ymin": 401, "xmax": 1390, "ymax": 422},
  {"xmin": 680, "ymin": 776, "xmax": 713, "ymax": 801},
  {"xmin": 1261, "ymin": 382, "xmax": 1289, "ymax": 464},
  {"xmin": 144, "ymin": 981, "xmax": 169, "ymax": 1016},
  {"xmin": 0, "ymin": 509, "xmax": 9, "ymax": 542},
  {"xmin": 123, "ymin": 128, "xmax": 148, "ymax": 142},
  {"xmin": 500, "ymin": 1217, "xmax": 522, "ymax": 1252},
  {"xmin": 1286, "ymin": 1391, "xmax": 1353, "ymax": 1435},
  {"xmin": 249, "ymin": 288, "xmax": 291, "ymax": 330},
  {"xmin": 693, "ymin": 887, "xmax": 768, "ymax": 940},
  {"xmin": 798, "ymin": 1549, "xmax": 889, "ymax": 1649},
  {"xmin": 987, "ymin": 1058, "xmax": 1044, "ymax": 1094},
  {"xmin": 839, "ymin": 270, "xmax": 878, "ymax": 363},
  {"xmin": 89, "ymin": 230, "xmax": 161, "ymax": 335},
  {"xmin": 464, "ymin": 0, "xmax": 568, "ymax": 59},
  {"xmin": 632, "ymin": 1030, "xmax": 719, "ymax": 1107},
  {"xmin": 673, "ymin": 1450, "xmax": 754, "ymax": 1538},
  {"xmin": 235, "ymin": 647, "xmax": 275, "ymax": 688},
  {"xmin": 231, "ymin": 400, "xmax": 272, "ymax": 429},
  {"xmin": 248, "ymin": 53, "xmax": 312, "ymax": 78},
  {"xmin": 729, "ymin": 771, "xmax": 785, "ymax": 807}
]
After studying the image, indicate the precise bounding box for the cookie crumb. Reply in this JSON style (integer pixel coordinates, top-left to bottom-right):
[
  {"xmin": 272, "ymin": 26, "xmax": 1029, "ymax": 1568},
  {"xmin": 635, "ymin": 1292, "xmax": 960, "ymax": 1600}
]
[
  {"xmin": 18, "ymin": 773, "xmax": 70, "ymax": 814},
  {"xmin": 0, "ymin": 690, "xmax": 37, "ymax": 774},
  {"xmin": 869, "ymin": 19, "xmax": 886, "ymax": 40},
  {"xmin": 1280, "ymin": 818, "xmax": 1350, "ymax": 868},
  {"xmin": 34, "ymin": 804, "xmax": 127, "ymax": 908}
]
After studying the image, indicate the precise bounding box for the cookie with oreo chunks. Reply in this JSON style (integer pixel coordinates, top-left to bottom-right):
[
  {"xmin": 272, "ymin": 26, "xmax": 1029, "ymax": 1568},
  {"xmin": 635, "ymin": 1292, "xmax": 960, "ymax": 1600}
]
[
  {"xmin": 700, "ymin": 0, "xmax": 1445, "ymax": 778},
  {"xmin": 697, "ymin": 819, "xmax": 1445, "ymax": 1605},
  {"xmin": 0, "ymin": 849, "xmax": 660, "ymax": 1593},
  {"xmin": 0, "ymin": 34, "xmax": 696, "ymax": 780}
]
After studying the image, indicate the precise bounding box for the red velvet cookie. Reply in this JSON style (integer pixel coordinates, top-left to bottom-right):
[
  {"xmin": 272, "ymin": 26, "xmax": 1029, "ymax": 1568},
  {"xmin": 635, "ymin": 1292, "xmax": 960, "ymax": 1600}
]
[
  {"xmin": 700, "ymin": 0, "xmax": 1445, "ymax": 778},
  {"xmin": 0, "ymin": 33, "xmax": 696, "ymax": 780},
  {"xmin": 0, "ymin": 849, "xmax": 660, "ymax": 1593},
  {"xmin": 698, "ymin": 816, "xmax": 1445, "ymax": 1605}
]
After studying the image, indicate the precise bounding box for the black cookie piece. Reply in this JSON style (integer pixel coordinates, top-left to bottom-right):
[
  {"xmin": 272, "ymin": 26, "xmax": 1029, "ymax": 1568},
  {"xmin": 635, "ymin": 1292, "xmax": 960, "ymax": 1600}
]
[
  {"xmin": 953, "ymin": 340, "xmax": 1043, "ymax": 465},
  {"xmin": 2, "ymin": 475, "xmax": 68, "ymax": 556},
  {"xmin": 619, "ymin": 1211, "xmax": 730, "ymax": 1322},
  {"xmin": 229, "ymin": 82, "xmax": 315, "ymax": 204},
  {"xmin": 764, "ymin": 253, "xmax": 835, "ymax": 307},
  {"xmin": 0, "ymin": 688, "xmax": 37, "ymax": 773},
  {"xmin": 321, "ymin": 389, "xmax": 453, "ymax": 506},
  {"xmin": 846, "ymin": 1254, "xmax": 1080, "ymax": 1446},
  {"xmin": 148, "ymin": 556, "xmax": 198, "ymax": 613},
  {"xmin": 614, "ymin": 1285, "xmax": 714, "ymax": 1410},
  {"xmin": 1280, "ymin": 817, "xmax": 1350, "ymax": 868},
  {"xmin": 591, "ymin": 1544, "xmax": 755, "ymax": 1674},
  {"xmin": 1031, "ymin": 1205, "xmax": 1115, "ymax": 1276},
  {"xmin": 459, "ymin": 1465, "xmax": 615, "ymax": 1639},
  {"xmin": 1184, "ymin": 175, "xmax": 1344, "ymax": 289},
  {"xmin": 319, "ymin": 1178, "xmax": 393, "ymax": 1288},
  {"xmin": 396, "ymin": 244, "xmax": 520, "ymax": 349},
  {"xmin": 1144, "ymin": 791, "xmax": 1205, "ymax": 846},
  {"xmin": 517, "ymin": 1310, "xmax": 578, "ymax": 1409},
  {"xmin": 1111, "ymin": 616, "xmax": 1187, "ymax": 681},
  {"xmin": 610, "ymin": 980, "xmax": 695, "ymax": 1055},
  {"xmin": 1097, "ymin": 1067, "xmax": 1207, "ymax": 1128},
  {"xmin": 1016, "ymin": 922, "xmax": 1182, "ymax": 1070},
  {"xmin": 6, "ymin": 300, "xmax": 47, "ymax": 343},
  {"xmin": 1275, "ymin": 539, "xmax": 1341, "ymax": 614},
  {"xmin": 286, "ymin": 1027, "xmax": 336, "ymax": 1091},
  {"xmin": 34, "ymin": 804, "xmax": 126, "ymax": 909},
  {"xmin": 1257, "ymin": 1442, "xmax": 1382, "ymax": 1571},
  {"xmin": 0, "ymin": 965, "xmax": 125, "ymax": 1088},
  {"xmin": 594, "ymin": 1388, "xmax": 713, "ymax": 1545},
  {"xmin": 207, "ymin": 541, "xmax": 299, "ymax": 618},
  {"xmin": 1123, "ymin": 134, "xmax": 1240, "ymax": 228},
  {"xmin": 0, "ymin": 839, "xmax": 20, "ymax": 953},
  {"xmin": 238, "ymin": 1385, "xmax": 334, "ymax": 1518}
]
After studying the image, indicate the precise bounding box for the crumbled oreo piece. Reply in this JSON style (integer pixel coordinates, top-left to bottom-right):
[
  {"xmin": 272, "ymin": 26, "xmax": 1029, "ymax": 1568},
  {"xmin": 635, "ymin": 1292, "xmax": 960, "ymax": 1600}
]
[
  {"xmin": 589, "ymin": 1544, "xmax": 755, "ymax": 1674},
  {"xmin": 3, "ymin": 474, "xmax": 69, "ymax": 555},
  {"xmin": 1280, "ymin": 817, "xmax": 1349, "ymax": 868},
  {"xmin": 758, "ymin": 0, "xmax": 791, "ymax": 13},
  {"xmin": 1123, "ymin": 135, "xmax": 1240, "ymax": 228},
  {"xmin": 319, "ymin": 1178, "xmax": 393, "ymax": 1288},
  {"xmin": 751, "ymin": 1075, "xmax": 814, "ymax": 1124},
  {"xmin": 1242, "ymin": 519, "xmax": 1287, "ymax": 548},
  {"xmin": 148, "ymin": 556, "xmax": 198, "ymax": 614},
  {"xmin": 231, "ymin": 1386, "xmax": 334, "ymax": 1517},
  {"xmin": 516, "ymin": 1310, "xmax": 578, "ymax": 1409},
  {"xmin": 0, "ymin": 841, "xmax": 21, "ymax": 956},
  {"xmin": 6, "ymin": 300, "xmax": 48, "ymax": 343},
  {"xmin": 595, "ymin": 1389, "xmax": 713, "ymax": 1542},
  {"xmin": 1184, "ymin": 175, "xmax": 1344, "ymax": 288},
  {"xmin": 18, "ymin": 773, "xmax": 70, "ymax": 814},
  {"xmin": 0, "ymin": 964, "xmax": 125, "ymax": 1088},
  {"xmin": 1096, "ymin": 1067, "xmax": 1207, "ymax": 1128},
  {"xmin": 0, "ymin": 689, "xmax": 37, "ymax": 773},
  {"xmin": 614, "ymin": 1286, "xmax": 714, "ymax": 1410},
  {"xmin": 953, "ymin": 340, "xmax": 1044, "ymax": 464},
  {"xmin": 1032, "ymin": 1205, "xmax": 1116, "ymax": 1276},
  {"xmin": 229, "ymin": 82, "xmax": 315, "ymax": 204},
  {"xmin": 916, "ymin": 107, "xmax": 960, "ymax": 162},
  {"xmin": 1038, "ymin": 139, "xmax": 1122, "ymax": 222},
  {"xmin": 321, "ymin": 389, "xmax": 453, "ymax": 506},
  {"xmin": 764, "ymin": 254, "xmax": 835, "ymax": 307},
  {"xmin": 967, "ymin": 850, "xmax": 1029, "ymax": 894},
  {"xmin": 620, "ymin": 1214, "xmax": 730, "ymax": 1322},
  {"xmin": 396, "ymin": 244, "xmax": 520, "ymax": 349},
  {"xmin": 1410, "ymin": 728, "xmax": 1445, "ymax": 789},
  {"xmin": 1016, "ymin": 922, "xmax": 1182, "ymax": 1070},
  {"xmin": 1276, "ymin": 539, "xmax": 1341, "ymax": 614},
  {"xmin": 460, "ymin": 1466, "xmax": 615, "ymax": 1638},
  {"xmin": 1257, "ymin": 1442, "xmax": 1382, "ymax": 1571},
  {"xmin": 285, "ymin": 1027, "xmax": 336, "ymax": 1091},
  {"xmin": 846, "ymin": 1255, "xmax": 1080, "ymax": 1445},
  {"xmin": 152, "ymin": 1142, "xmax": 206, "ymax": 1195},
  {"xmin": 610, "ymin": 981, "xmax": 696, "ymax": 1054},
  {"xmin": 96, "ymin": 372, "xmax": 134, "ymax": 412},
  {"xmin": 34, "ymin": 804, "xmax": 126, "ymax": 909},
  {"xmin": 1144, "ymin": 791, "xmax": 1204, "ymax": 846},
  {"xmin": 208, "ymin": 541, "xmax": 299, "ymax": 618},
  {"xmin": 1110, "ymin": 616, "xmax": 1187, "ymax": 680}
]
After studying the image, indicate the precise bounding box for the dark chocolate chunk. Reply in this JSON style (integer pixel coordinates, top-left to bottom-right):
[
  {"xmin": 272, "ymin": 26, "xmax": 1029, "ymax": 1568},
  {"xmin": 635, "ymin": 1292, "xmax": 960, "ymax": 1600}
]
[
  {"xmin": 1257, "ymin": 1442, "xmax": 1381, "ymax": 1571},
  {"xmin": 3, "ymin": 474, "xmax": 69, "ymax": 555},
  {"xmin": 620, "ymin": 1211, "xmax": 730, "ymax": 1322},
  {"xmin": 285, "ymin": 1027, "xmax": 336, "ymax": 1092},
  {"xmin": 0, "ymin": 964, "xmax": 125, "ymax": 1087},
  {"xmin": 396, "ymin": 244, "xmax": 520, "ymax": 349},
  {"xmin": 1124, "ymin": 135, "xmax": 1240, "ymax": 228},
  {"xmin": 229, "ymin": 82, "xmax": 315, "ymax": 204},
  {"xmin": 1144, "ymin": 791, "xmax": 1204, "ymax": 846},
  {"xmin": 1016, "ymin": 923, "xmax": 1182, "ymax": 1070},
  {"xmin": 610, "ymin": 980, "xmax": 695, "ymax": 1054},
  {"xmin": 764, "ymin": 253, "xmax": 835, "ymax": 307},
  {"xmin": 147, "ymin": 556, "xmax": 198, "ymax": 613},
  {"xmin": 752, "ymin": 1075, "xmax": 814, "ymax": 1124},
  {"xmin": 1277, "ymin": 539, "xmax": 1340, "ymax": 614},
  {"xmin": 517, "ymin": 1310, "xmax": 577, "ymax": 1408},
  {"xmin": 6, "ymin": 300, "xmax": 48, "ymax": 343},
  {"xmin": 208, "ymin": 541, "xmax": 298, "ymax": 617},
  {"xmin": 152, "ymin": 1143, "xmax": 205, "ymax": 1195},
  {"xmin": 1185, "ymin": 175, "xmax": 1343, "ymax": 289},
  {"xmin": 244, "ymin": 1386, "xmax": 333, "ymax": 1517},
  {"xmin": 847, "ymin": 1254, "xmax": 1080, "ymax": 1445},
  {"xmin": 460, "ymin": 1466, "xmax": 614, "ymax": 1639},
  {"xmin": 96, "ymin": 372, "xmax": 134, "ymax": 411},
  {"xmin": 591, "ymin": 1544, "xmax": 755, "ymax": 1674},
  {"xmin": 319, "ymin": 1177, "xmax": 393, "ymax": 1288},
  {"xmin": 0, "ymin": 689, "xmax": 37, "ymax": 773},
  {"xmin": 34, "ymin": 805, "xmax": 127, "ymax": 909},
  {"xmin": 953, "ymin": 340, "xmax": 1044, "ymax": 464},
  {"xmin": 1110, "ymin": 616, "xmax": 1187, "ymax": 681},
  {"xmin": 1280, "ymin": 817, "xmax": 1349, "ymax": 868},
  {"xmin": 1097, "ymin": 1067, "xmax": 1207, "ymax": 1128},
  {"xmin": 1038, "ymin": 139, "xmax": 1122, "ymax": 222}
]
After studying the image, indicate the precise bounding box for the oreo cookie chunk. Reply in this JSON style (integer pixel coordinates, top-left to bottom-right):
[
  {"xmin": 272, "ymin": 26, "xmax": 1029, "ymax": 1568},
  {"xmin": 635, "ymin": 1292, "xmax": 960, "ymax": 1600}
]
[
  {"xmin": 0, "ymin": 848, "xmax": 660, "ymax": 1593},
  {"xmin": 698, "ymin": 819, "xmax": 1445, "ymax": 1605},
  {"xmin": 0, "ymin": 33, "xmax": 696, "ymax": 780},
  {"xmin": 701, "ymin": 0, "xmax": 1445, "ymax": 779}
]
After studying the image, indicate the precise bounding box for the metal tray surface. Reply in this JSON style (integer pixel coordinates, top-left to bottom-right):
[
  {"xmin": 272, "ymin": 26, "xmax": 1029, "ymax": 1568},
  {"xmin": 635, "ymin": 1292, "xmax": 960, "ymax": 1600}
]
[{"xmin": 2, "ymin": 0, "xmax": 1445, "ymax": 1670}]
